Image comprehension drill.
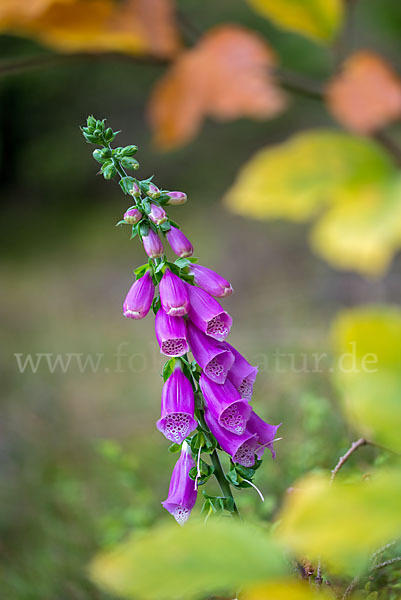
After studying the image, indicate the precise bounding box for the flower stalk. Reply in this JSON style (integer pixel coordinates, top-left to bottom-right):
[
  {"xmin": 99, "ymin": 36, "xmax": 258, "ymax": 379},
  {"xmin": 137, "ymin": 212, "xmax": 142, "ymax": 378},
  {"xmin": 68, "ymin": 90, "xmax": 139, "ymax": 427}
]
[{"xmin": 82, "ymin": 116, "xmax": 279, "ymax": 524}]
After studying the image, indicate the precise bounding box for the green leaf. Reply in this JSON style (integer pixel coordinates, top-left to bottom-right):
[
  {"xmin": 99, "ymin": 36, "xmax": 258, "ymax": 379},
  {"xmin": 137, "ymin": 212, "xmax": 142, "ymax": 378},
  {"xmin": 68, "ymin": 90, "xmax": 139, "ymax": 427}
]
[
  {"xmin": 91, "ymin": 519, "xmax": 286, "ymax": 600},
  {"xmin": 246, "ymin": 0, "xmax": 343, "ymax": 43},
  {"xmin": 331, "ymin": 306, "xmax": 401, "ymax": 453},
  {"xmin": 224, "ymin": 130, "xmax": 401, "ymax": 276}
]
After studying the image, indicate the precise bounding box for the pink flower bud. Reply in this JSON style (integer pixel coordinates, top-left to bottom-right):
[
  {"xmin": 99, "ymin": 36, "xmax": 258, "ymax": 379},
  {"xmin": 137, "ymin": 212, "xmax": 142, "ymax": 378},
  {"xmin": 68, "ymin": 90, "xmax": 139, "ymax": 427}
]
[
  {"xmin": 189, "ymin": 264, "xmax": 233, "ymax": 298},
  {"xmin": 123, "ymin": 207, "xmax": 142, "ymax": 225},
  {"xmin": 147, "ymin": 183, "xmax": 161, "ymax": 199},
  {"xmin": 166, "ymin": 226, "xmax": 193, "ymax": 258},
  {"xmin": 159, "ymin": 268, "xmax": 189, "ymax": 317},
  {"xmin": 143, "ymin": 229, "xmax": 164, "ymax": 258},
  {"xmin": 165, "ymin": 191, "xmax": 187, "ymax": 205},
  {"xmin": 129, "ymin": 181, "xmax": 141, "ymax": 197},
  {"xmin": 149, "ymin": 203, "xmax": 167, "ymax": 225},
  {"xmin": 123, "ymin": 270, "xmax": 155, "ymax": 320}
]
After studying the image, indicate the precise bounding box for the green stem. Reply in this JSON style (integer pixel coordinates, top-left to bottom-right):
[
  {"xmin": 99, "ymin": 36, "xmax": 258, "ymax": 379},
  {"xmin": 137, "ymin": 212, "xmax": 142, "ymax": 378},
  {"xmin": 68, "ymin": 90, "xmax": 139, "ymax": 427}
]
[{"xmin": 210, "ymin": 450, "xmax": 240, "ymax": 518}]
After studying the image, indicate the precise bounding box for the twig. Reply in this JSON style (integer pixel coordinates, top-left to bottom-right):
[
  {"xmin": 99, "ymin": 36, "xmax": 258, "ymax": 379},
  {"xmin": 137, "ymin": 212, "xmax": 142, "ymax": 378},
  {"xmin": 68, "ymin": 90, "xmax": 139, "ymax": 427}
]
[
  {"xmin": 330, "ymin": 438, "xmax": 367, "ymax": 482},
  {"xmin": 372, "ymin": 556, "xmax": 401, "ymax": 571}
]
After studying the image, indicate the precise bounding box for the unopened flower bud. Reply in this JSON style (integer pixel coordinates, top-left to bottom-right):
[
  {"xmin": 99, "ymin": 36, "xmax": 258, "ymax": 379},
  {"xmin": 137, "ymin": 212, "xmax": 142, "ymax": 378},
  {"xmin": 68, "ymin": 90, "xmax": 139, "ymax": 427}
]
[
  {"xmin": 121, "ymin": 157, "xmax": 139, "ymax": 170},
  {"xmin": 189, "ymin": 264, "xmax": 233, "ymax": 298},
  {"xmin": 166, "ymin": 226, "xmax": 193, "ymax": 258},
  {"xmin": 142, "ymin": 229, "xmax": 164, "ymax": 258},
  {"xmin": 159, "ymin": 268, "xmax": 189, "ymax": 316},
  {"xmin": 147, "ymin": 183, "xmax": 161, "ymax": 199},
  {"xmin": 124, "ymin": 208, "xmax": 142, "ymax": 225},
  {"xmin": 165, "ymin": 191, "xmax": 187, "ymax": 205},
  {"xmin": 129, "ymin": 181, "xmax": 141, "ymax": 197},
  {"xmin": 103, "ymin": 164, "xmax": 117, "ymax": 180},
  {"xmin": 149, "ymin": 203, "xmax": 167, "ymax": 225},
  {"xmin": 123, "ymin": 270, "xmax": 155, "ymax": 320}
]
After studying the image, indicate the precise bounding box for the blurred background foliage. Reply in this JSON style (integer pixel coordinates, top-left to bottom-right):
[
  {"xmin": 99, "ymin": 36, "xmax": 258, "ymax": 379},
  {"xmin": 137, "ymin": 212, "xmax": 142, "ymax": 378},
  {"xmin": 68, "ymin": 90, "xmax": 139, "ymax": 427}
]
[{"xmin": 1, "ymin": 0, "xmax": 401, "ymax": 598}]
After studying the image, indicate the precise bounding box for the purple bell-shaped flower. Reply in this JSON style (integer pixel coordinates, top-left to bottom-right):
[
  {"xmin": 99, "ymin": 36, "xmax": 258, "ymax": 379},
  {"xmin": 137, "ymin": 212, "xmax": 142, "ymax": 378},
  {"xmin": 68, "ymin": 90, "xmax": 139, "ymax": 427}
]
[
  {"xmin": 155, "ymin": 308, "xmax": 189, "ymax": 357},
  {"xmin": 187, "ymin": 321, "xmax": 234, "ymax": 384},
  {"xmin": 157, "ymin": 362, "xmax": 197, "ymax": 444},
  {"xmin": 186, "ymin": 284, "xmax": 232, "ymax": 342},
  {"xmin": 162, "ymin": 442, "xmax": 197, "ymax": 525},
  {"xmin": 204, "ymin": 409, "xmax": 258, "ymax": 468},
  {"xmin": 225, "ymin": 343, "xmax": 258, "ymax": 399},
  {"xmin": 199, "ymin": 374, "xmax": 251, "ymax": 435}
]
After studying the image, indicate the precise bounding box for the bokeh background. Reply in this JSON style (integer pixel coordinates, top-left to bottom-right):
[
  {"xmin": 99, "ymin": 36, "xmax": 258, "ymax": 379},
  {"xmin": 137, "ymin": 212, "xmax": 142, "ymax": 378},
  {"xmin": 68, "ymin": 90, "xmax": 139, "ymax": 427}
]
[{"xmin": 1, "ymin": 0, "xmax": 401, "ymax": 598}]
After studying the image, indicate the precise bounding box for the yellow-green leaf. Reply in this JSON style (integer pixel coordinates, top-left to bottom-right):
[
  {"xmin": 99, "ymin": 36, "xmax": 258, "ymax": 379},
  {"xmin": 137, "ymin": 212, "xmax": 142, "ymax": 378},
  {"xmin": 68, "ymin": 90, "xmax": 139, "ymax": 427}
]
[
  {"xmin": 243, "ymin": 579, "xmax": 336, "ymax": 600},
  {"xmin": 246, "ymin": 0, "xmax": 343, "ymax": 43},
  {"xmin": 277, "ymin": 468, "xmax": 401, "ymax": 574},
  {"xmin": 90, "ymin": 518, "xmax": 287, "ymax": 600},
  {"xmin": 331, "ymin": 306, "xmax": 401, "ymax": 452},
  {"xmin": 224, "ymin": 130, "xmax": 401, "ymax": 276}
]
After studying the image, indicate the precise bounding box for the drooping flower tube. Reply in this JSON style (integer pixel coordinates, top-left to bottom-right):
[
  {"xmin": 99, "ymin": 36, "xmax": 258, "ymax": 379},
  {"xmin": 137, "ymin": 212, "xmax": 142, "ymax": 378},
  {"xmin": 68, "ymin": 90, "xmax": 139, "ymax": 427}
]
[
  {"xmin": 246, "ymin": 411, "xmax": 281, "ymax": 459},
  {"xmin": 143, "ymin": 229, "xmax": 164, "ymax": 258},
  {"xmin": 186, "ymin": 283, "xmax": 232, "ymax": 342},
  {"xmin": 225, "ymin": 343, "xmax": 258, "ymax": 400},
  {"xmin": 155, "ymin": 308, "xmax": 189, "ymax": 357},
  {"xmin": 157, "ymin": 362, "xmax": 197, "ymax": 444},
  {"xmin": 165, "ymin": 191, "xmax": 187, "ymax": 205},
  {"xmin": 189, "ymin": 264, "xmax": 233, "ymax": 298},
  {"xmin": 149, "ymin": 203, "xmax": 167, "ymax": 225},
  {"xmin": 124, "ymin": 207, "xmax": 142, "ymax": 224},
  {"xmin": 166, "ymin": 226, "xmax": 193, "ymax": 258},
  {"xmin": 187, "ymin": 321, "xmax": 234, "ymax": 384},
  {"xmin": 162, "ymin": 441, "xmax": 197, "ymax": 525},
  {"xmin": 123, "ymin": 270, "xmax": 155, "ymax": 320},
  {"xmin": 199, "ymin": 374, "xmax": 251, "ymax": 435},
  {"xmin": 204, "ymin": 409, "xmax": 258, "ymax": 468},
  {"xmin": 159, "ymin": 268, "xmax": 189, "ymax": 317}
]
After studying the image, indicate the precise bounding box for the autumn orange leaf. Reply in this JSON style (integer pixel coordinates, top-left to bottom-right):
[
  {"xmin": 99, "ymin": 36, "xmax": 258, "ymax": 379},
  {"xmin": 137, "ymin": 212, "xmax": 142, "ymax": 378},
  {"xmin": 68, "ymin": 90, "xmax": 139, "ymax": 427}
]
[
  {"xmin": 0, "ymin": 0, "xmax": 180, "ymax": 58},
  {"xmin": 148, "ymin": 25, "xmax": 287, "ymax": 149},
  {"xmin": 325, "ymin": 51, "xmax": 401, "ymax": 134}
]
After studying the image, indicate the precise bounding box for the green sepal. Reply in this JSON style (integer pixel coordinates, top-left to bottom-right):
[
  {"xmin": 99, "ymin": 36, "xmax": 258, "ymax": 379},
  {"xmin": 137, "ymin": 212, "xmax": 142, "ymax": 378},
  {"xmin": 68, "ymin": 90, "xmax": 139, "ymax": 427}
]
[
  {"xmin": 104, "ymin": 127, "xmax": 114, "ymax": 141},
  {"xmin": 119, "ymin": 176, "xmax": 135, "ymax": 195},
  {"xmin": 101, "ymin": 148, "xmax": 112, "ymax": 158},
  {"xmin": 154, "ymin": 260, "xmax": 166, "ymax": 274},
  {"xmin": 148, "ymin": 221, "xmax": 158, "ymax": 234},
  {"xmin": 83, "ymin": 133, "xmax": 100, "ymax": 144},
  {"xmin": 142, "ymin": 199, "xmax": 151, "ymax": 214},
  {"xmin": 93, "ymin": 149, "xmax": 106, "ymax": 164},
  {"xmin": 160, "ymin": 220, "xmax": 171, "ymax": 232},
  {"xmin": 162, "ymin": 358, "xmax": 176, "ymax": 381},
  {"xmin": 190, "ymin": 431, "xmax": 205, "ymax": 453},
  {"xmin": 169, "ymin": 219, "xmax": 180, "ymax": 229},
  {"xmin": 168, "ymin": 442, "xmax": 182, "ymax": 454},
  {"xmin": 87, "ymin": 115, "xmax": 96, "ymax": 129},
  {"xmin": 188, "ymin": 460, "xmax": 214, "ymax": 486},
  {"xmin": 134, "ymin": 263, "xmax": 150, "ymax": 279},
  {"xmin": 130, "ymin": 225, "xmax": 138, "ymax": 240},
  {"xmin": 174, "ymin": 257, "xmax": 191, "ymax": 269},
  {"xmin": 139, "ymin": 221, "xmax": 150, "ymax": 237},
  {"xmin": 152, "ymin": 295, "xmax": 161, "ymax": 315},
  {"xmin": 139, "ymin": 176, "xmax": 154, "ymax": 193},
  {"xmin": 157, "ymin": 193, "xmax": 171, "ymax": 205},
  {"xmin": 116, "ymin": 220, "xmax": 128, "ymax": 227}
]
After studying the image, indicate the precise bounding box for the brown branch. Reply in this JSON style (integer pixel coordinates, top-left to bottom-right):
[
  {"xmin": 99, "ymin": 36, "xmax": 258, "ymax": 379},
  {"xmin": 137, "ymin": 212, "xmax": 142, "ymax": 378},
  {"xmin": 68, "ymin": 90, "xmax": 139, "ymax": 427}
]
[{"xmin": 330, "ymin": 438, "xmax": 368, "ymax": 482}]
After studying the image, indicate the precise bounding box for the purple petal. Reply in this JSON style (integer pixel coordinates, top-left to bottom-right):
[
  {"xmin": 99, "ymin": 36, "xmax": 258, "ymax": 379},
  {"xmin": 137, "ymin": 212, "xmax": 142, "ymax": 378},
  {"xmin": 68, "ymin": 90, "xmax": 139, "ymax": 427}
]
[
  {"xmin": 187, "ymin": 321, "xmax": 234, "ymax": 384},
  {"xmin": 155, "ymin": 308, "xmax": 189, "ymax": 357},
  {"xmin": 186, "ymin": 284, "xmax": 232, "ymax": 342},
  {"xmin": 199, "ymin": 374, "xmax": 251, "ymax": 435}
]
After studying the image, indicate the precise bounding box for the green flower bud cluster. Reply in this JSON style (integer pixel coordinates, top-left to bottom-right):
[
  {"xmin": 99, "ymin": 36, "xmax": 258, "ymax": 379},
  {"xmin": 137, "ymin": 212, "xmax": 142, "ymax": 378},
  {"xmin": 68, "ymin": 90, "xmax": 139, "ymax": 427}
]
[{"xmin": 81, "ymin": 116, "xmax": 139, "ymax": 181}]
